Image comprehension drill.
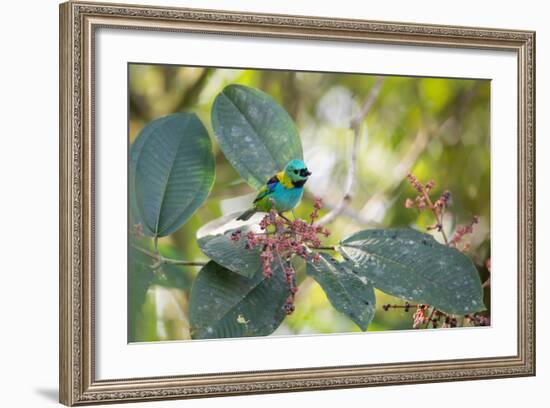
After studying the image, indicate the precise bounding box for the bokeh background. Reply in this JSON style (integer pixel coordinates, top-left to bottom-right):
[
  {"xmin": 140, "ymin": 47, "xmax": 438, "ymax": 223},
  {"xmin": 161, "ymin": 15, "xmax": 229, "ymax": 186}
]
[{"xmin": 129, "ymin": 64, "xmax": 491, "ymax": 342}]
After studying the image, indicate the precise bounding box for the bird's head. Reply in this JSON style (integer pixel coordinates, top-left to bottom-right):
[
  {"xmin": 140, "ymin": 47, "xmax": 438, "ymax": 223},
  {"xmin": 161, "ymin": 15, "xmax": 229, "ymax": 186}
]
[{"xmin": 284, "ymin": 159, "xmax": 311, "ymax": 184}]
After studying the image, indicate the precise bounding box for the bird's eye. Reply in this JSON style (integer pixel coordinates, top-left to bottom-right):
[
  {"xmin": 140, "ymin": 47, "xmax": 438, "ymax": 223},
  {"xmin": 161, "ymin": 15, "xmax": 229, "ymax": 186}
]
[{"xmin": 293, "ymin": 170, "xmax": 299, "ymax": 174}]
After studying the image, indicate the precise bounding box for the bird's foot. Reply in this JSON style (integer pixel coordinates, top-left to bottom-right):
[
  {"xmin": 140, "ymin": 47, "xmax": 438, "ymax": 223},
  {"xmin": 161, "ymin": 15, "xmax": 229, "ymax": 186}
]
[{"xmin": 278, "ymin": 212, "xmax": 292, "ymax": 222}]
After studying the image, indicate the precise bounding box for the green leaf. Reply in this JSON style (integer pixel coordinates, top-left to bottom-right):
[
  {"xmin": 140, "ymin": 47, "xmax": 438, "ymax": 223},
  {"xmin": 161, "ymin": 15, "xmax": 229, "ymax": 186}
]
[
  {"xmin": 130, "ymin": 113, "xmax": 215, "ymax": 237},
  {"xmin": 211, "ymin": 84, "xmax": 303, "ymax": 189},
  {"xmin": 196, "ymin": 212, "xmax": 265, "ymax": 278},
  {"xmin": 339, "ymin": 229, "xmax": 485, "ymax": 315},
  {"xmin": 306, "ymin": 253, "xmax": 375, "ymax": 331},
  {"xmin": 128, "ymin": 238, "xmax": 155, "ymax": 342},
  {"xmin": 189, "ymin": 261, "xmax": 287, "ymax": 339}
]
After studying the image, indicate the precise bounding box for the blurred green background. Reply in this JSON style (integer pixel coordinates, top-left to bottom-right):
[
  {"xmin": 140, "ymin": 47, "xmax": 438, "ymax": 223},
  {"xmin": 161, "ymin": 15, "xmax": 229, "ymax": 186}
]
[{"xmin": 129, "ymin": 64, "xmax": 491, "ymax": 342}]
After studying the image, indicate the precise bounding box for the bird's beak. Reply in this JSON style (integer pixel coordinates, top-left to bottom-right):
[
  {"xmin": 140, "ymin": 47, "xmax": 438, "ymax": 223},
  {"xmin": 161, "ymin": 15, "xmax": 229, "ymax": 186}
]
[{"xmin": 298, "ymin": 168, "xmax": 311, "ymax": 177}]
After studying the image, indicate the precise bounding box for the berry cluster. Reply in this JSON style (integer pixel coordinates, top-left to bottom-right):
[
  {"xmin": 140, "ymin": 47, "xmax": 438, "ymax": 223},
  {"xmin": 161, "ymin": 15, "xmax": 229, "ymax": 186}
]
[
  {"xmin": 394, "ymin": 174, "xmax": 489, "ymax": 329},
  {"xmin": 231, "ymin": 198, "xmax": 330, "ymax": 315},
  {"xmin": 449, "ymin": 215, "xmax": 480, "ymax": 249},
  {"xmin": 427, "ymin": 310, "xmax": 458, "ymax": 328},
  {"xmin": 381, "ymin": 303, "xmax": 463, "ymax": 329},
  {"xmin": 442, "ymin": 316, "xmax": 459, "ymax": 328},
  {"xmin": 465, "ymin": 314, "xmax": 490, "ymax": 327},
  {"xmin": 412, "ymin": 305, "xmax": 428, "ymax": 329},
  {"xmin": 405, "ymin": 174, "xmax": 451, "ymax": 234}
]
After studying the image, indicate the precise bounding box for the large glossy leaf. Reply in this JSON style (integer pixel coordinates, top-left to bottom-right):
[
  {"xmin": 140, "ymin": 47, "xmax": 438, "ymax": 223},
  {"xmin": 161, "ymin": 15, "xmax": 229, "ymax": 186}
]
[
  {"xmin": 339, "ymin": 229, "xmax": 485, "ymax": 314},
  {"xmin": 211, "ymin": 84, "xmax": 303, "ymax": 189},
  {"xmin": 189, "ymin": 261, "xmax": 287, "ymax": 339},
  {"xmin": 307, "ymin": 253, "xmax": 375, "ymax": 331},
  {"xmin": 130, "ymin": 113, "xmax": 215, "ymax": 237},
  {"xmin": 196, "ymin": 212, "xmax": 266, "ymax": 278}
]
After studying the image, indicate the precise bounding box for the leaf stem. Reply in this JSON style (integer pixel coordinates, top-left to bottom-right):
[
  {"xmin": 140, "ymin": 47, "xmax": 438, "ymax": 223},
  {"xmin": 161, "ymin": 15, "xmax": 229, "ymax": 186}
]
[
  {"xmin": 132, "ymin": 244, "xmax": 207, "ymax": 267},
  {"xmin": 312, "ymin": 245, "xmax": 337, "ymax": 251}
]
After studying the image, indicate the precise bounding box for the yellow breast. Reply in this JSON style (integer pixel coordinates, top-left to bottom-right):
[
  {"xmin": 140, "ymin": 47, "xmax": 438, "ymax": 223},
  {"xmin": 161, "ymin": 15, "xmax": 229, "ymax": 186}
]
[{"xmin": 276, "ymin": 171, "xmax": 294, "ymax": 189}]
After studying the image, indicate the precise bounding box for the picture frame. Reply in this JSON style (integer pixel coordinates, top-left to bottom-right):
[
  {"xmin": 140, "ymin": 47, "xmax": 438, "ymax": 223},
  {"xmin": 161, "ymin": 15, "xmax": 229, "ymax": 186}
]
[{"xmin": 59, "ymin": 1, "xmax": 536, "ymax": 405}]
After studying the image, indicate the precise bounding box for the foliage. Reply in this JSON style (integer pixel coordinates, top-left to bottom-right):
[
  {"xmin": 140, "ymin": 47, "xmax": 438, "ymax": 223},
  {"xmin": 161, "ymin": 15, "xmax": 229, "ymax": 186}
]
[
  {"xmin": 189, "ymin": 261, "xmax": 287, "ymax": 339},
  {"xmin": 212, "ymin": 84, "xmax": 303, "ymax": 190},
  {"xmin": 196, "ymin": 213, "xmax": 262, "ymax": 279},
  {"xmin": 306, "ymin": 253, "xmax": 376, "ymax": 331},
  {"xmin": 128, "ymin": 67, "xmax": 491, "ymax": 341},
  {"xmin": 130, "ymin": 113, "xmax": 215, "ymax": 237},
  {"xmin": 339, "ymin": 229, "xmax": 484, "ymax": 314}
]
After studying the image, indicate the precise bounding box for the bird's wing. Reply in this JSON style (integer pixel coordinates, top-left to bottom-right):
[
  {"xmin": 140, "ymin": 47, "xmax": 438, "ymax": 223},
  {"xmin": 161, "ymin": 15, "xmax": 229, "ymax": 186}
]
[{"xmin": 253, "ymin": 174, "xmax": 280, "ymax": 204}]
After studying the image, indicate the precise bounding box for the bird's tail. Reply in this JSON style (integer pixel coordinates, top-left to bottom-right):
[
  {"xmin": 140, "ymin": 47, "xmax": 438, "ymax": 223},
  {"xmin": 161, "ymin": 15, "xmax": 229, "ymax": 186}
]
[{"xmin": 236, "ymin": 208, "xmax": 257, "ymax": 221}]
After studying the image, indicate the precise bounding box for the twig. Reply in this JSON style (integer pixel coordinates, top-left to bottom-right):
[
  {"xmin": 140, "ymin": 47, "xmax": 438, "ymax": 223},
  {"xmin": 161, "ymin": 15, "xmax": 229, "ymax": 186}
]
[
  {"xmin": 421, "ymin": 189, "xmax": 449, "ymax": 245},
  {"xmin": 382, "ymin": 302, "xmax": 416, "ymax": 311},
  {"xmin": 313, "ymin": 245, "xmax": 337, "ymax": 251},
  {"xmin": 155, "ymin": 258, "xmax": 208, "ymax": 267},
  {"xmin": 425, "ymin": 307, "xmax": 436, "ymax": 329},
  {"xmin": 132, "ymin": 244, "xmax": 208, "ymax": 267},
  {"xmin": 303, "ymin": 191, "xmax": 379, "ymax": 228},
  {"xmin": 317, "ymin": 76, "xmax": 384, "ymax": 226}
]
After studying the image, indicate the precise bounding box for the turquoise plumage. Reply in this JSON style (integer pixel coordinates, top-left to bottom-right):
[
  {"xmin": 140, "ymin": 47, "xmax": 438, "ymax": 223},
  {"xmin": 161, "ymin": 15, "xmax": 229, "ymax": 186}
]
[{"xmin": 237, "ymin": 160, "xmax": 311, "ymax": 221}]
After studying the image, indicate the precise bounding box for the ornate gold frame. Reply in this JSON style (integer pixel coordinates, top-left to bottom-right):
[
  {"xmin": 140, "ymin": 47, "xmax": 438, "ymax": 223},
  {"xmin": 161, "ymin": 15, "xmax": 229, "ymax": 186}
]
[{"xmin": 59, "ymin": 1, "xmax": 536, "ymax": 405}]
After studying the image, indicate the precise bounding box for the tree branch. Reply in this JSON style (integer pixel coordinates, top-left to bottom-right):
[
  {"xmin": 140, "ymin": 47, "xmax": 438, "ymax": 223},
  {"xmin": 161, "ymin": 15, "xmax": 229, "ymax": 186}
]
[
  {"xmin": 316, "ymin": 76, "xmax": 384, "ymax": 226},
  {"xmin": 358, "ymin": 84, "xmax": 481, "ymax": 223},
  {"xmin": 173, "ymin": 68, "xmax": 210, "ymax": 111},
  {"xmin": 358, "ymin": 128, "xmax": 429, "ymax": 224}
]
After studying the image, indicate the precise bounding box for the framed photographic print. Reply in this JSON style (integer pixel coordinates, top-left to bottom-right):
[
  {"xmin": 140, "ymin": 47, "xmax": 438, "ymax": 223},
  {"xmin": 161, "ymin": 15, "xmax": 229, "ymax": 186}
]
[{"xmin": 59, "ymin": 1, "xmax": 536, "ymax": 405}]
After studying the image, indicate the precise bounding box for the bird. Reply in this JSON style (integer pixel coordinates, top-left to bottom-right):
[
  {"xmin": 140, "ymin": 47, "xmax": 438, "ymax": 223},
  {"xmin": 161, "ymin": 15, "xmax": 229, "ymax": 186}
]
[{"xmin": 237, "ymin": 159, "xmax": 312, "ymax": 221}]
